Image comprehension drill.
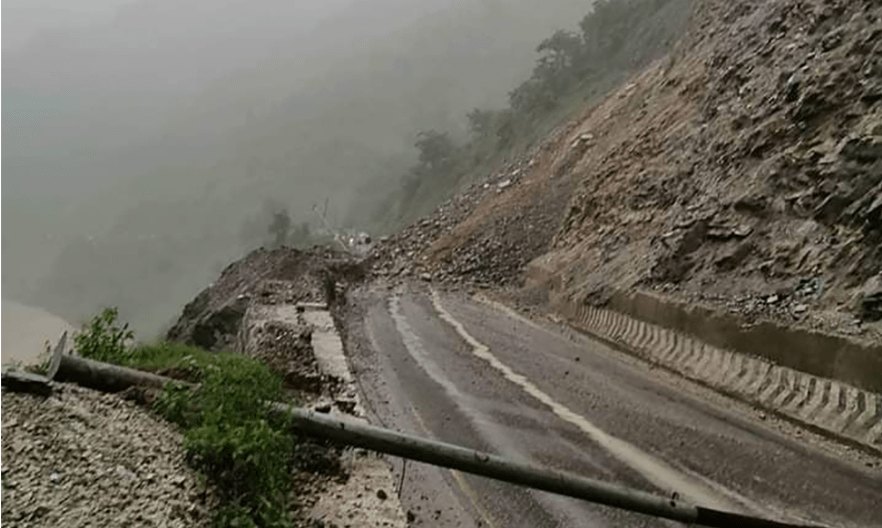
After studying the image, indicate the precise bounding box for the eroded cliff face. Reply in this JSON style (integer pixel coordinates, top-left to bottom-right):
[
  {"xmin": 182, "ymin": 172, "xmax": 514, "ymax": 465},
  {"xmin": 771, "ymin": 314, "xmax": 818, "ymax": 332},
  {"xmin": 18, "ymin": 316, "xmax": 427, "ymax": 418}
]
[
  {"xmin": 362, "ymin": 0, "xmax": 882, "ymax": 342},
  {"xmin": 535, "ymin": 0, "xmax": 882, "ymax": 338}
]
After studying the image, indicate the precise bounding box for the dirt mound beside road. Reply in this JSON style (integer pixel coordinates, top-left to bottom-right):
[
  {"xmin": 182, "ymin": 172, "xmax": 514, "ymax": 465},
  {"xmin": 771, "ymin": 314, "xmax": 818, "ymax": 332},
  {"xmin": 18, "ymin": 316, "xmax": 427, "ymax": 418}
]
[
  {"xmin": 166, "ymin": 246, "xmax": 366, "ymax": 351},
  {"xmin": 1, "ymin": 384, "xmax": 218, "ymax": 528},
  {"xmin": 370, "ymin": 124, "xmax": 579, "ymax": 287}
]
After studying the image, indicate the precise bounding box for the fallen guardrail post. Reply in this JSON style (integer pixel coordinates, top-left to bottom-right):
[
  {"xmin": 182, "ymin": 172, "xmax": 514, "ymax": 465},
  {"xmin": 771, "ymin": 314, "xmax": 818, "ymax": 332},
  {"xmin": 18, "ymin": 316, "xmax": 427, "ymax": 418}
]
[
  {"xmin": 54, "ymin": 354, "xmax": 173, "ymax": 392},
  {"xmin": 277, "ymin": 404, "xmax": 820, "ymax": 528}
]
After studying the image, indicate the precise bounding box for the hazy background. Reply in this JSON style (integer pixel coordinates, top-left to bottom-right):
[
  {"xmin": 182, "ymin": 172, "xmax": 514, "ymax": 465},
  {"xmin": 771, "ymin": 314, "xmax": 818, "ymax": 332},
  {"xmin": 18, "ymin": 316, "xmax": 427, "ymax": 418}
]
[{"xmin": 3, "ymin": 0, "xmax": 594, "ymax": 337}]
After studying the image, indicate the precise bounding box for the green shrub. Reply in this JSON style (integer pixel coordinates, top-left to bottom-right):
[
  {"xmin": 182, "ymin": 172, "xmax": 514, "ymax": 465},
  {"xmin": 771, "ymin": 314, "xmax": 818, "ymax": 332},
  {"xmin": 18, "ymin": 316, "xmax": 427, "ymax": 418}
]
[
  {"xmin": 155, "ymin": 352, "xmax": 297, "ymax": 528},
  {"xmin": 73, "ymin": 307, "xmax": 134, "ymax": 363}
]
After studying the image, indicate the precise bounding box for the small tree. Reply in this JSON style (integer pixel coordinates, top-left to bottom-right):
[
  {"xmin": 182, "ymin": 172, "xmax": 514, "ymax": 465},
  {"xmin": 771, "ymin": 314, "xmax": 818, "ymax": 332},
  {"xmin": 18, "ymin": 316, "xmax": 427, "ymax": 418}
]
[
  {"xmin": 580, "ymin": 0, "xmax": 643, "ymax": 65},
  {"xmin": 466, "ymin": 108, "xmax": 495, "ymax": 138},
  {"xmin": 494, "ymin": 109, "xmax": 515, "ymax": 146},
  {"xmin": 414, "ymin": 129, "xmax": 457, "ymax": 171},
  {"xmin": 537, "ymin": 29, "xmax": 583, "ymax": 71},
  {"xmin": 74, "ymin": 307, "xmax": 134, "ymax": 363},
  {"xmin": 510, "ymin": 77, "xmax": 554, "ymax": 115}
]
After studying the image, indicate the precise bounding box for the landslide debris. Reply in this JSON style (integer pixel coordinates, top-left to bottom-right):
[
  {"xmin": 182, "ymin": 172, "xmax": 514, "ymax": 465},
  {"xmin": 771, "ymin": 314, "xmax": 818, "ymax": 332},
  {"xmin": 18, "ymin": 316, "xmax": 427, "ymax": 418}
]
[
  {"xmin": 372, "ymin": 0, "xmax": 882, "ymax": 342},
  {"xmin": 546, "ymin": 0, "xmax": 882, "ymax": 338},
  {"xmin": 371, "ymin": 127, "xmax": 577, "ymax": 288},
  {"xmin": 164, "ymin": 245, "xmax": 367, "ymax": 404},
  {"xmin": 161, "ymin": 245, "xmax": 402, "ymax": 526}
]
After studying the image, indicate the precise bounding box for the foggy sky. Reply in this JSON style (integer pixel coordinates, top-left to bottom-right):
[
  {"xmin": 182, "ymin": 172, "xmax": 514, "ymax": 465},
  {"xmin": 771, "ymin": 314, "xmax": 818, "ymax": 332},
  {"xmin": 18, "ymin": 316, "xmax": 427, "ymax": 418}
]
[
  {"xmin": 3, "ymin": 0, "xmax": 138, "ymax": 51},
  {"xmin": 2, "ymin": 0, "xmax": 592, "ymax": 335}
]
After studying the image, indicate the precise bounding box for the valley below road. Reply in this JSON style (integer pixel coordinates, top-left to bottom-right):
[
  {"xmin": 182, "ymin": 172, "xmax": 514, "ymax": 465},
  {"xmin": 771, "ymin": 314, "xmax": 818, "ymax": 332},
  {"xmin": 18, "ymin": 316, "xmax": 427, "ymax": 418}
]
[
  {"xmin": 341, "ymin": 282, "xmax": 882, "ymax": 528},
  {"xmin": 1, "ymin": 300, "xmax": 74, "ymax": 369}
]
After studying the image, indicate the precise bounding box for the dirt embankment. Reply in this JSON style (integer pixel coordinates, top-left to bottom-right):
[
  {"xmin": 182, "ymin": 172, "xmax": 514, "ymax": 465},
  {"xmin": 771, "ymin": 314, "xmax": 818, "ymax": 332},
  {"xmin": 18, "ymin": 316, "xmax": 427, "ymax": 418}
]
[
  {"xmin": 166, "ymin": 246, "xmax": 365, "ymax": 352},
  {"xmin": 543, "ymin": 0, "xmax": 882, "ymax": 339},
  {"xmin": 372, "ymin": 0, "xmax": 882, "ymax": 348}
]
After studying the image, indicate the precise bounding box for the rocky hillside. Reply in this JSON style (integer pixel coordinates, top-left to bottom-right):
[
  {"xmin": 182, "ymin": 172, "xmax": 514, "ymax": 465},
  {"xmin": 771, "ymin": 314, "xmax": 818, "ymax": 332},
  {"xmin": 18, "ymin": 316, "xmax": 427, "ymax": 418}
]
[
  {"xmin": 544, "ymin": 0, "xmax": 882, "ymax": 335},
  {"xmin": 374, "ymin": 0, "xmax": 882, "ymax": 343}
]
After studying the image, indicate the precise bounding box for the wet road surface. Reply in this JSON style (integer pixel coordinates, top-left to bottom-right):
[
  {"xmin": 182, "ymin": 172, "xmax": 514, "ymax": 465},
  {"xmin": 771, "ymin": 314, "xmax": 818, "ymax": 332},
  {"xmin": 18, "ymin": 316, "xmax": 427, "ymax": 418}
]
[{"xmin": 343, "ymin": 283, "xmax": 882, "ymax": 528}]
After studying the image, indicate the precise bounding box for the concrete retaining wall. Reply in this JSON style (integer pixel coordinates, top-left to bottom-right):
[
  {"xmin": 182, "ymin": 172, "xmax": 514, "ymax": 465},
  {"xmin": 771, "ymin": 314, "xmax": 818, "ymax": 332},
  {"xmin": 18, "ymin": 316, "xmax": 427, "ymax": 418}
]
[
  {"xmin": 607, "ymin": 290, "xmax": 882, "ymax": 394},
  {"xmin": 527, "ymin": 259, "xmax": 882, "ymax": 452},
  {"xmin": 552, "ymin": 295, "xmax": 882, "ymax": 452}
]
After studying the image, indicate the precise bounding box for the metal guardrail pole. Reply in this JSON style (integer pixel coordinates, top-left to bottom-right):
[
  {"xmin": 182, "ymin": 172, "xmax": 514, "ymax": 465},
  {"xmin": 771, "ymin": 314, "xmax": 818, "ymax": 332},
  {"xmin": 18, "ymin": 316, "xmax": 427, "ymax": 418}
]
[
  {"xmin": 282, "ymin": 407, "xmax": 820, "ymax": 528},
  {"xmin": 54, "ymin": 354, "xmax": 182, "ymax": 392}
]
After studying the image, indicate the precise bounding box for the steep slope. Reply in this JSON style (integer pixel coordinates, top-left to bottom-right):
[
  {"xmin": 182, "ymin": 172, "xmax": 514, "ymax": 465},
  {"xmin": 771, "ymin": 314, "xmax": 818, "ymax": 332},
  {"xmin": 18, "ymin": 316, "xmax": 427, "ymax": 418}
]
[
  {"xmin": 540, "ymin": 0, "xmax": 882, "ymax": 337},
  {"xmin": 384, "ymin": 0, "xmax": 882, "ymax": 343}
]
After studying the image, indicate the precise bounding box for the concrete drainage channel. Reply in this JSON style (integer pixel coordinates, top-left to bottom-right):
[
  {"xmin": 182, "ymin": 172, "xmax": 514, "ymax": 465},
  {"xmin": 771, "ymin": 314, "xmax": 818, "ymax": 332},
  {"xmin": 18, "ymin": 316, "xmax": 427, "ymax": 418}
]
[
  {"xmin": 551, "ymin": 296, "xmax": 882, "ymax": 455},
  {"xmin": 240, "ymin": 298, "xmax": 407, "ymax": 527}
]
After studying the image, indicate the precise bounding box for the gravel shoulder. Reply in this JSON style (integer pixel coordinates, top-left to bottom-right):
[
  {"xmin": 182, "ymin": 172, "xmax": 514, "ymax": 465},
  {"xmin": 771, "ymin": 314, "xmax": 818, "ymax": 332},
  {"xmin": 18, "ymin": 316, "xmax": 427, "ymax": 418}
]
[{"xmin": 1, "ymin": 383, "xmax": 218, "ymax": 528}]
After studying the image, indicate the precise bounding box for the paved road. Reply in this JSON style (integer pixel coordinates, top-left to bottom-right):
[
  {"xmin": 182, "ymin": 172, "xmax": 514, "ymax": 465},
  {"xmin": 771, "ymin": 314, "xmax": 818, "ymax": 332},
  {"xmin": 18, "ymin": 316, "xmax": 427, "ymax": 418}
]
[{"xmin": 344, "ymin": 283, "xmax": 882, "ymax": 528}]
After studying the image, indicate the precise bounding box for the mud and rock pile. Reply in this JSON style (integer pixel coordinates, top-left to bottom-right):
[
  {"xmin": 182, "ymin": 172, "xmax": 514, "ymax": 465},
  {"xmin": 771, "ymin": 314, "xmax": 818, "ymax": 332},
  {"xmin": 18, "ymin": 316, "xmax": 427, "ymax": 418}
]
[
  {"xmin": 371, "ymin": 127, "xmax": 576, "ymax": 288},
  {"xmin": 166, "ymin": 246, "xmax": 365, "ymax": 351},
  {"xmin": 162, "ymin": 245, "xmax": 404, "ymax": 525},
  {"xmin": 375, "ymin": 0, "xmax": 882, "ymax": 343}
]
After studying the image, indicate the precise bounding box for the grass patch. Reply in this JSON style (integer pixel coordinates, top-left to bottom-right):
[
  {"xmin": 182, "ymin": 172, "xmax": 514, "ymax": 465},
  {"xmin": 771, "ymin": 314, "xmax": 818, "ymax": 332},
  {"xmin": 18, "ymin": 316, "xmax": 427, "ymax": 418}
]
[
  {"xmin": 74, "ymin": 308, "xmax": 303, "ymax": 527},
  {"xmin": 128, "ymin": 341, "xmax": 214, "ymax": 371}
]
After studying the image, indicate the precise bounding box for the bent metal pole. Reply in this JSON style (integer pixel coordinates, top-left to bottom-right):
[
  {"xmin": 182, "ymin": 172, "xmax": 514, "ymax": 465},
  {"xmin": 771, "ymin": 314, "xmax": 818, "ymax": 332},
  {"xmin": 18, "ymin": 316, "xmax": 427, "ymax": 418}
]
[{"xmin": 281, "ymin": 406, "xmax": 820, "ymax": 528}]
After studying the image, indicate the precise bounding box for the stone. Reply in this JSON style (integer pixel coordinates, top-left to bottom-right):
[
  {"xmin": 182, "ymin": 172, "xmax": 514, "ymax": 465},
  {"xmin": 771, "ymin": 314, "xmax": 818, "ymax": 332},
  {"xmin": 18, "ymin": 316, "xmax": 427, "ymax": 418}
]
[
  {"xmin": 335, "ymin": 399, "xmax": 358, "ymax": 414},
  {"xmin": 841, "ymin": 136, "xmax": 882, "ymax": 163},
  {"xmin": 1, "ymin": 371, "xmax": 52, "ymax": 397},
  {"xmin": 860, "ymin": 275, "xmax": 882, "ymax": 322},
  {"xmin": 715, "ymin": 241, "xmax": 755, "ymax": 271},
  {"xmin": 783, "ymin": 75, "xmax": 800, "ymax": 102}
]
